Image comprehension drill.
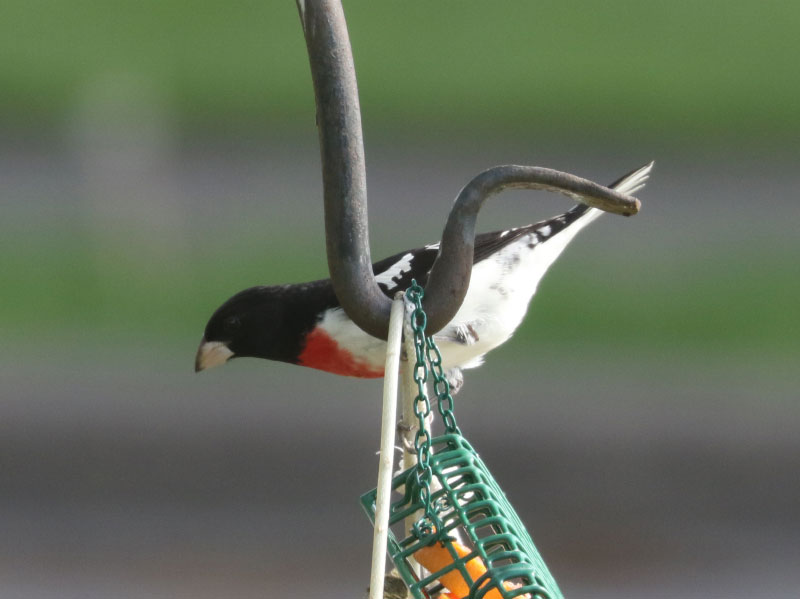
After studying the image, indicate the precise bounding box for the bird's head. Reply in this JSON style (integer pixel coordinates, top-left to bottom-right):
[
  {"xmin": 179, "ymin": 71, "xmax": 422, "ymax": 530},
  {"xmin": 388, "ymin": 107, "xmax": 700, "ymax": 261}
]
[
  {"xmin": 195, "ymin": 286, "xmax": 284, "ymax": 372},
  {"xmin": 195, "ymin": 280, "xmax": 336, "ymax": 373}
]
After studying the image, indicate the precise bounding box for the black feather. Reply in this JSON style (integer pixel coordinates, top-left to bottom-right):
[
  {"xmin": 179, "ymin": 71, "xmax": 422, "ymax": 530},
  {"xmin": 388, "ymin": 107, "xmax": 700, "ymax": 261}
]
[{"xmin": 372, "ymin": 204, "xmax": 592, "ymax": 297}]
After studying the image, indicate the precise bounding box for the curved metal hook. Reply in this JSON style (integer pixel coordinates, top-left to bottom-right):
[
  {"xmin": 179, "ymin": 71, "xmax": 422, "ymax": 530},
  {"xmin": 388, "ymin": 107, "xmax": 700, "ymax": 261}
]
[
  {"xmin": 423, "ymin": 165, "xmax": 639, "ymax": 334},
  {"xmin": 297, "ymin": 1, "xmax": 641, "ymax": 339}
]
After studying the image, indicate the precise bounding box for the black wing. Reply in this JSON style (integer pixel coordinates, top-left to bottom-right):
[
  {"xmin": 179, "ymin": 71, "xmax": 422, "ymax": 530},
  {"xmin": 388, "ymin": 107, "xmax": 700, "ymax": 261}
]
[
  {"xmin": 371, "ymin": 203, "xmax": 591, "ymax": 298},
  {"xmin": 472, "ymin": 204, "xmax": 591, "ymax": 264}
]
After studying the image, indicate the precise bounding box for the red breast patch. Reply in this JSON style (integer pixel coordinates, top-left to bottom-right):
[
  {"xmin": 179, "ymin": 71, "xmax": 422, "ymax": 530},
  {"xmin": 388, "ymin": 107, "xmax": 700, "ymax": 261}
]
[{"xmin": 297, "ymin": 327, "xmax": 384, "ymax": 378}]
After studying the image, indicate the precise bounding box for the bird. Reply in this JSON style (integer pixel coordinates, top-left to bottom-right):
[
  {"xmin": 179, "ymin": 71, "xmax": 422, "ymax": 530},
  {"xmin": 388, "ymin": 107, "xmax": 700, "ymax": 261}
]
[{"xmin": 195, "ymin": 161, "xmax": 652, "ymax": 390}]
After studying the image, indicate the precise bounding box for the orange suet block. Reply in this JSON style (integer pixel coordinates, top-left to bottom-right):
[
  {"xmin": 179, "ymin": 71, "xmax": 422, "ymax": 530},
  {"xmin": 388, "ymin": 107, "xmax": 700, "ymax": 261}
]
[{"xmin": 414, "ymin": 540, "xmax": 514, "ymax": 599}]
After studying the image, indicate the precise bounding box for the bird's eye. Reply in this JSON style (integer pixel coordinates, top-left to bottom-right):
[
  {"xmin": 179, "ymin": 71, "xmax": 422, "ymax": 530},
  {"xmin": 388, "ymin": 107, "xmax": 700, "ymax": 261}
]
[{"xmin": 223, "ymin": 316, "xmax": 241, "ymax": 334}]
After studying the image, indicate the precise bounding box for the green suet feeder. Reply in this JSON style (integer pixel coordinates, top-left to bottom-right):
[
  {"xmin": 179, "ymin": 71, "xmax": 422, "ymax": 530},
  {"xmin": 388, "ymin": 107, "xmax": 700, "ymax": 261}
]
[
  {"xmin": 362, "ymin": 433, "xmax": 563, "ymax": 599},
  {"xmin": 362, "ymin": 283, "xmax": 564, "ymax": 599}
]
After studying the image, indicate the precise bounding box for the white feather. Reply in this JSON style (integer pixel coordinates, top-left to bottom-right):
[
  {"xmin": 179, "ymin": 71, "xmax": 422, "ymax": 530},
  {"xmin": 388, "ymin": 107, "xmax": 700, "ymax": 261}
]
[{"xmin": 374, "ymin": 252, "xmax": 415, "ymax": 292}]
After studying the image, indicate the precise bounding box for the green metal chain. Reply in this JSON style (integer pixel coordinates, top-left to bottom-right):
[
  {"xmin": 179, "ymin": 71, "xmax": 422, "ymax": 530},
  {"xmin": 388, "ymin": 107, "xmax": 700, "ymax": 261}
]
[
  {"xmin": 406, "ymin": 280, "xmax": 460, "ymax": 537},
  {"xmin": 426, "ymin": 330, "xmax": 461, "ymax": 437},
  {"xmin": 406, "ymin": 281, "xmax": 434, "ymax": 533}
]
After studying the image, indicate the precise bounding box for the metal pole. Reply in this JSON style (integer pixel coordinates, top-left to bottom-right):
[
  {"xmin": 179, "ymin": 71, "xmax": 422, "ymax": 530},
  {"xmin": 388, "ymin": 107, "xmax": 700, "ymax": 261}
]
[
  {"xmin": 296, "ymin": 0, "xmax": 644, "ymax": 341},
  {"xmin": 296, "ymin": 0, "xmax": 392, "ymax": 339},
  {"xmin": 400, "ymin": 297, "xmax": 424, "ymax": 579}
]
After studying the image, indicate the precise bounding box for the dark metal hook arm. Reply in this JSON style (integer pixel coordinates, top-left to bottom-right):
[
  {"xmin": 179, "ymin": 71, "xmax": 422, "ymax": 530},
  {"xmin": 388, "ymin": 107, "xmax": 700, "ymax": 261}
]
[
  {"xmin": 423, "ymin": 165, "xmax": 639, "ymax": 334},
  {"xmin": 297, "ymin": 1, "xmax": 641, "ymax": 340}
]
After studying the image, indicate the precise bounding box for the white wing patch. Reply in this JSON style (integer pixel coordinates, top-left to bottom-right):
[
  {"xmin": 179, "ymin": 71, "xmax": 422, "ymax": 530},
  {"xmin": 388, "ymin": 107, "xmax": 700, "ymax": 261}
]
[
  {"xmin": 374, "ymin": 252, "xmax": 414, "ymax": 292},
  {"xmin": 499, "ymin": 226, "xmax": 521, "ymax": 239}
]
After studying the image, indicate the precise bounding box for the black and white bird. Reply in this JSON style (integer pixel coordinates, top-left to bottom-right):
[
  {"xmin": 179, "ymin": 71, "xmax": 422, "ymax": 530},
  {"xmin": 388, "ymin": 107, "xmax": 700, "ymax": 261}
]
[{"xmin": 195, "ymin": 162, "xmax": 652, "ymax": 387}]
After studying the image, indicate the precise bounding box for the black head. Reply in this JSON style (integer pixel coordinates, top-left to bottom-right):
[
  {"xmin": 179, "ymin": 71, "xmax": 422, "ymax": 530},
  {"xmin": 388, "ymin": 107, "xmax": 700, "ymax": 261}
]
[{"xmin": 194, "ymin": 281, "xmax": 337, "ymax": 372}]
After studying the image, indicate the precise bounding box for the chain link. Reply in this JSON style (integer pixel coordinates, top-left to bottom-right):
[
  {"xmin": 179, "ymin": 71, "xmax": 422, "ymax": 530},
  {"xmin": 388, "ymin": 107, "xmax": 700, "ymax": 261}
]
[
  {"xmin": 405, "ymin": 280, "xmax": 460, "ymax": 538},
  {"xmin": 426, "ymin": 334, "xmax": 461, "ymax": 436},
  {"xmin": 406, "ymin": 282, "xmax": 433, "ymax": 528}
]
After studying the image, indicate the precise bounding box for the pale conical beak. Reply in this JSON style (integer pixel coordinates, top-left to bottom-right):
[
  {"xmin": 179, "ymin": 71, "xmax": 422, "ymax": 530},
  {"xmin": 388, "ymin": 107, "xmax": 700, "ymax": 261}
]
[{"xmin": 195, "ymin": 337, "xmax": 234, "ymax": 372}]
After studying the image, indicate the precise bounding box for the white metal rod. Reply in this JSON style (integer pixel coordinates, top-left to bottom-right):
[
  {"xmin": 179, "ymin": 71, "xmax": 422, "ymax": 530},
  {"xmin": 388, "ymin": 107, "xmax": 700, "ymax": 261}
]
[
  {"xmin": 401, "ymin": 296, "xmax": 425, "ymax": 578},
  {"xmin": 368, "ymin": 294, "xmax": 405, "ymax": 599}
]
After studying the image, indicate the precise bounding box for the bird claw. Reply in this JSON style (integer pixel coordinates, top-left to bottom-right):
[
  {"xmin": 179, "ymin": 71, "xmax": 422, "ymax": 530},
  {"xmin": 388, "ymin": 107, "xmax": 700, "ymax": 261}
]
[
  {"xmin": 397, "ymin": 409, "xmax": 436, "ymax": 452},
  {"xmin": 444, "ymin": 368, "xmax": 464, "ymax": 395}
]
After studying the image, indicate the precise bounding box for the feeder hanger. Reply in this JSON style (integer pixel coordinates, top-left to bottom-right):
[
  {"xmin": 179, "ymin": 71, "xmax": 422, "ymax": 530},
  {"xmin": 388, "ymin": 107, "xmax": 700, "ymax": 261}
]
[
  {"xmin": 296, "ymin": 0, "xmax": 642, "ymax": 341},
  {"xmin": 406, "ymin": 280, "xmax": 460, "ymax": 538},
  {"xmin": 361, "ymin": 286, "xmax": 567, "ymax": 599}
]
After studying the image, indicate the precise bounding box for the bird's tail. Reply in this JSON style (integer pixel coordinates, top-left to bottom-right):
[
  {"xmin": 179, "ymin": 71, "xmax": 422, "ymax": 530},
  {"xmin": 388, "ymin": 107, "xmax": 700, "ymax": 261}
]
[
  {"xmin": 608, "ymin": 160, "xmax": 654, "ymax": 196},
  {"xmin": 518, "ymin": 160, "xmax": 654, "ymax": 284}
]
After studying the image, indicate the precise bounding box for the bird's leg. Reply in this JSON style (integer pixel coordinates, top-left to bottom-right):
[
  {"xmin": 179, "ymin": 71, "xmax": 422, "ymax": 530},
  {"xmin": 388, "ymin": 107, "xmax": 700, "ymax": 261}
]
[
  {"xmin": 381, "ymin": 569, "xmax": 412, "ymax": 599},
  {"xmin": 397, "ymin": 419, "xmax": 416, "ymax": 453},
  {"xmin": 397, "ymin": 409, "xmax": 435, "ymax": 452}
]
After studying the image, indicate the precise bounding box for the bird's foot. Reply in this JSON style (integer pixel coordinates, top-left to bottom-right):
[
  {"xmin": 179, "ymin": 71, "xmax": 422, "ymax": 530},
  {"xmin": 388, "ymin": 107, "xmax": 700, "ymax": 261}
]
[
  {"xmin": 444, "ymin": 368, "xmax": 464, "ymax": 395},
  {"xmin": 397, "ymin": 409, "xmax": 437, "ymax": 452}
]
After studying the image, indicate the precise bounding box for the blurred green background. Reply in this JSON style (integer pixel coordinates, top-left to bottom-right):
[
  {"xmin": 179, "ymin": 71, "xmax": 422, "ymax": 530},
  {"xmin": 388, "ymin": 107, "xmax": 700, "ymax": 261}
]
[{"xmin": 2, "ymin": 2, "xmax": 798, "ymax": 598}]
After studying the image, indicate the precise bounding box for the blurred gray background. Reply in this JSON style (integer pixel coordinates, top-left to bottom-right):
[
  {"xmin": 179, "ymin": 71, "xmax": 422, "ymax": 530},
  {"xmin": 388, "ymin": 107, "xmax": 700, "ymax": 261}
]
[{"xmin": 2, "ymin": 2, "xmax": 798, "ymax": 598}]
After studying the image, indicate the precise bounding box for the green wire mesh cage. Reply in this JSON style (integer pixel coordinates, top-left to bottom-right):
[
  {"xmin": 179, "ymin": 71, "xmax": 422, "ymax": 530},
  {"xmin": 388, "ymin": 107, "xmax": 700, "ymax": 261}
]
[{"xmin": 361, "ymin": 433, "xmax": 564, "ymax": 599}]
